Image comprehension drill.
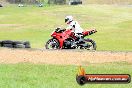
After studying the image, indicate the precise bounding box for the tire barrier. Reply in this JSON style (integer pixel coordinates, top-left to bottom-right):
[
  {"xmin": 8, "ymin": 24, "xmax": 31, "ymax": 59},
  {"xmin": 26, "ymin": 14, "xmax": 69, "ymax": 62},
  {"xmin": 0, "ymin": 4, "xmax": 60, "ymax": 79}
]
[
  {"xmin": 0, "ymin": 4, "xmax": 3, "ymax": 7},
  {"xmin": 0, "ymin": 40, "xmax": 31, "ymax": 48}
]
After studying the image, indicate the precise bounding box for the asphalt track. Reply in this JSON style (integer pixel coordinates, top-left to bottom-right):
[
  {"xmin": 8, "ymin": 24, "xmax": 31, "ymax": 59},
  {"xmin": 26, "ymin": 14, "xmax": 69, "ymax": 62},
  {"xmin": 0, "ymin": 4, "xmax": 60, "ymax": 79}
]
[{"xmin": 0, "ymin": 48, "xmax": 132, "ymax": 65}]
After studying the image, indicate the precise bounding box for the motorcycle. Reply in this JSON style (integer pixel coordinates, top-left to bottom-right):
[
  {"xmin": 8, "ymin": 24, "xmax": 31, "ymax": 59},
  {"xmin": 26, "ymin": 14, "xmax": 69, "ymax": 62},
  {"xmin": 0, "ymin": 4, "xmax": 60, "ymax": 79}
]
[{"xmin": 45, "ymin": 28, "xmax": 97, "ymax": 50}]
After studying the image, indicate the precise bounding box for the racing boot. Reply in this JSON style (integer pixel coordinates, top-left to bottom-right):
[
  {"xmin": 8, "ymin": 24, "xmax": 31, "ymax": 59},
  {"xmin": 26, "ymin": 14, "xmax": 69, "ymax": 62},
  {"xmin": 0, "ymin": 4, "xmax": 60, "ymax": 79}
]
[
  {"xmin": 71, "ymin": 42, "xmax": 77, "ymax": 48},
  {"xmin": 76, "ymin": 33, "xmax": 85, "ymax": 44},
  {"xmin": 76, "ymin": 37, "xmax": 85, "ymax": 44}
]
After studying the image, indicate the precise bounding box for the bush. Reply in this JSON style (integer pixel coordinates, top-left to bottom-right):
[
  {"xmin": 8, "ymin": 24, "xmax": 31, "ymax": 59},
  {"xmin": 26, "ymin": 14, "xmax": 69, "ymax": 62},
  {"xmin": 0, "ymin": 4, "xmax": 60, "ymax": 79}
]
[{"xmin": 48, "ymin": 0, "xmax": 66, "ymax": 5}]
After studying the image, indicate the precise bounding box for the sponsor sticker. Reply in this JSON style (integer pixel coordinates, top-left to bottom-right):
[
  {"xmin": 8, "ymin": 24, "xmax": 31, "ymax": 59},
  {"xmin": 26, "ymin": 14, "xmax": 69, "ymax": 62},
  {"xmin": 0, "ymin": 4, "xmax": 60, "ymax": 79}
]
[{"xmin": 76, "ymin": 66, "xmax": 131, "ymax": 85}]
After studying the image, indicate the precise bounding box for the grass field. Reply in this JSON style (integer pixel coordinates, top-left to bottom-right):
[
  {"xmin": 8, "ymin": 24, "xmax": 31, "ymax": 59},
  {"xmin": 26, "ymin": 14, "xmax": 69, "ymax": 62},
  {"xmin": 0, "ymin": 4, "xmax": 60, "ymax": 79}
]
[
  {"xmin": 0, "ymin": 5, "xmax": 132, "ymax": 51},
  {"xmin": 0, "ymin": 4, "xmax": 132, "ymax": 88},
  {"xmin": 0, "ymin": 62, "xmax": 132, "ymax": 88}
]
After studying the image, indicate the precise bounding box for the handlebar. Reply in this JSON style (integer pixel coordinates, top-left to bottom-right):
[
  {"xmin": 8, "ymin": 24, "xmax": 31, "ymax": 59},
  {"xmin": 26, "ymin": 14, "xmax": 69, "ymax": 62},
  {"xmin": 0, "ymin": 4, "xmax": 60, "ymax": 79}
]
[
  {"xmin": 89, "ymin": 29, "xmax": 97, "ymax": 35},
  {"xmin": 55, "ymin": 28, "xmax": 66, "ymax": 33}
]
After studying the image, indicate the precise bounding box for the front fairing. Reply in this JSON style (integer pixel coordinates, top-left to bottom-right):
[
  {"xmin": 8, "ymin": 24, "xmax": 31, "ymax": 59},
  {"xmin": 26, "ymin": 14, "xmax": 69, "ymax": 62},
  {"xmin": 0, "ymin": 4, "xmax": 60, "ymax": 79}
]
[
  {"xmin": 50, "ymin": 29, "xmax": 73, "ymax": 48},
  {"xmin": 51, "ymin": 31, "xmax": 56, "ymax": 37}
]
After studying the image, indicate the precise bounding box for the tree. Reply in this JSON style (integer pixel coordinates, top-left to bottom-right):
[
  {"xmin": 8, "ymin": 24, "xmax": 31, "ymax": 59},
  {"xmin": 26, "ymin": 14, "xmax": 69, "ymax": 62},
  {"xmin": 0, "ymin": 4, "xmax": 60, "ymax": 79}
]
[
  {"xmin": 48, "ymin": 0, "xmax": 66, "ymax": 5},
  {"xmin": 6, "ymin": 0, "xmax": 38, "ymax": 4}
]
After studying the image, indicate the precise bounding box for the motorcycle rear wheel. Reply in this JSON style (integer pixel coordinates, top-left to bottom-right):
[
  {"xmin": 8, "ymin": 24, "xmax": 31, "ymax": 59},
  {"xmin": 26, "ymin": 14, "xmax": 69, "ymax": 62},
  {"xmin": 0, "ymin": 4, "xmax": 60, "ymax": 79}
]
[
  {"xmin": 83, "ymin": 38, "xmax": 97, "ymax": 50},
  {"xmin": 45, "ymin": 38, "xmax": 59, "ymax": 49}
]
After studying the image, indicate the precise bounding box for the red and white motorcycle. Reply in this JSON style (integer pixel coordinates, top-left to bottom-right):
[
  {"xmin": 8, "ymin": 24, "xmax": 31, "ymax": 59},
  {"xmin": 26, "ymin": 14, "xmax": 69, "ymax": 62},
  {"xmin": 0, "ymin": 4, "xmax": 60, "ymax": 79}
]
[{"xmin": 45, "ymin": 28, "xmax": 97, "ymax": 50}]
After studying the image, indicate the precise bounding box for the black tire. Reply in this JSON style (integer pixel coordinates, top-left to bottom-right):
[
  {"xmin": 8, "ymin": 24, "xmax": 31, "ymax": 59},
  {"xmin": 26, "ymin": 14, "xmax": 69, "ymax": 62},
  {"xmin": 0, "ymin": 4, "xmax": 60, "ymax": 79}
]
[
  {"xmin": 0, "ymin": 40, "xmax": 30, "ymax": 48},
  {"xmin": 2, "ymin": 40, "xmax": 13, "ymax": 44},
  {"xmin": 3, "ymin": 44, "xmax": 13, "ymax": 48},
  {"xmin": 0, "ymin": 41, "xmax": 2, "ymax": 47},
  {"xmin": 13, "ymin": 41, "xmax": 31, "ymax": 48},
  {"xmin": 24, "ymin": 41, "xmax": 31, "ymax": 48},
  {"xmin": 23, "ymin": 41, "xmax": 30, "ymax": 45},
  {"xmin": 13, "ymin": 41, "xmax": 24, "ymax": 48},
  {"xmin": 45, "ymin": 38, "xmax": 59, "ymax": 49},
  {"xmin": 25, "ymin": 44, "xmax": 31, "ymax": 48},
  {"xmin": 76, "ymin": 75, "xmax": 86, "ymax": 85},
  {"xmin": 0, "ymin": 4, "xmax": 3, "ymax": 7},
  {"xmin": 13, "ymin": 41, "xmax": 23, "ymax": 44},
  {"xmin": 84, "ymin": 38, "xmax": 97, "ymax": 50},
  {"xmin": 14, "ymin": 44, "xmax": 25, "ymax": 48}
]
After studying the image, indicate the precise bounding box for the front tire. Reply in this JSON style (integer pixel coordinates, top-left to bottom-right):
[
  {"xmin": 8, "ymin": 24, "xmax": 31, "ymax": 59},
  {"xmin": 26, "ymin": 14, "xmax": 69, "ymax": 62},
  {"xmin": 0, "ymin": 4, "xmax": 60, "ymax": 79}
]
[{"xmin": 45, "ymin": 38, "xmax": 59, "ymax": 49}]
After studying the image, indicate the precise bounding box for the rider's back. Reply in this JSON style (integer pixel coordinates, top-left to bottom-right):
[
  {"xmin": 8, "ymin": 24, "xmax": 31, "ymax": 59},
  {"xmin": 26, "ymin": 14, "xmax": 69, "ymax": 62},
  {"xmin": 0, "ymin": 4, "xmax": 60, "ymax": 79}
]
[{"xmin": 67, "ymin": 21, "xmax": 83, "ymax": 34}]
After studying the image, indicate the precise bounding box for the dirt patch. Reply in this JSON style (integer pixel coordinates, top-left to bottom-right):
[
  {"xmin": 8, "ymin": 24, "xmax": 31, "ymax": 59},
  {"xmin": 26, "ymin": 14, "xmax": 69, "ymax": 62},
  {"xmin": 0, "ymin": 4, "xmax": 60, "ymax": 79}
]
[{"xmin": 0, "ymin": 48, "xmax": 132, "ymax": 65}]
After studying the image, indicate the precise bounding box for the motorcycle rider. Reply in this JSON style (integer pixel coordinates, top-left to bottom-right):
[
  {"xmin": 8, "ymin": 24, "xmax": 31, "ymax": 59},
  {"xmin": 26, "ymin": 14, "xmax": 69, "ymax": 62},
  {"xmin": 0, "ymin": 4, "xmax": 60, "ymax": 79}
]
[{"xmin": 65, "ymin": 15, "xmax": 84, "ymax": 47}]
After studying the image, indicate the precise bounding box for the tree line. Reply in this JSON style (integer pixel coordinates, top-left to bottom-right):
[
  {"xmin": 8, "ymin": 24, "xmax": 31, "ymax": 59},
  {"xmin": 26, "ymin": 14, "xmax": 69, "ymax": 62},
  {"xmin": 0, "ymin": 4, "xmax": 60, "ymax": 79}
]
[{"xmin": 6, "ymin": 0, "xmax": 66, "ymax": 4}]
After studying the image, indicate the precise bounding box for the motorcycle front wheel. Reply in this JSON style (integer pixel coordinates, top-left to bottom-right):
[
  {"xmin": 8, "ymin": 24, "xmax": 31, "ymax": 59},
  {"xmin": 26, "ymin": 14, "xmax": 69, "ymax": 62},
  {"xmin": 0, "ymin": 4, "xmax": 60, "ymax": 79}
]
[{"xmin": 45, "ymin": 38, "xmax": 59, "ymax": 49}]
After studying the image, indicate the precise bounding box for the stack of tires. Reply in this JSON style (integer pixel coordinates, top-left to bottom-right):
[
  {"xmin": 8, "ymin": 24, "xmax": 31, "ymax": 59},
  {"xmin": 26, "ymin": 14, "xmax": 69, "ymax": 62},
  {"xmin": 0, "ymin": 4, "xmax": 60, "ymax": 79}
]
[
  {"xmin": 0, "ymin": 4, "xmax": 3, "ymax": 7},
  {"xmin": 0, "ymin": 40, "xmax": 31, "ymax": 48},
  {"xmin": 69, "ymin": 0, "xmax": 82, "ymax": 5}
]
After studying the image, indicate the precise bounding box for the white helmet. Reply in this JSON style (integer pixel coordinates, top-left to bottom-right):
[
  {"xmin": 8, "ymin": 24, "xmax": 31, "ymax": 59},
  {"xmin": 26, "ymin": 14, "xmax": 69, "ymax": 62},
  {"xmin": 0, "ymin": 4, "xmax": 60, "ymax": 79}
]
[{"xmin": 65, "ymin": 15, "xmax": 73, "ymax": 24}]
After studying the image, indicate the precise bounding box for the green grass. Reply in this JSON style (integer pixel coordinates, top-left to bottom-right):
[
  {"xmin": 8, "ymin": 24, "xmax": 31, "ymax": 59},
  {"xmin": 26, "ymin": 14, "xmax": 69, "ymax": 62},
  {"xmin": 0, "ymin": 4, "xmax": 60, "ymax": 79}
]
[
  {"xmin": 0, "ymin": 4, "xmax": 132, "ymax": 88},
  {"xmin": 0, "ymin": 62, "xmax": 132, "ymax": 88},
  {"xmin": 0, "ymin": 5, "xmax": 132, "ymax": 51}
]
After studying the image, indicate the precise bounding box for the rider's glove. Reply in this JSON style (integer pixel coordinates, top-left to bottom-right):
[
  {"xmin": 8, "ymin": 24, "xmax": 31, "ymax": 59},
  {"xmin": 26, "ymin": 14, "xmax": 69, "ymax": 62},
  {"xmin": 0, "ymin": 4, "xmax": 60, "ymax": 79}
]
[
  {"xmin": 89, "ymin": 29, "xmax": 97, "ymax": 35},
  {"xmin": 89, "ymin": 31, "xmax": 93, "ymax": 35}
]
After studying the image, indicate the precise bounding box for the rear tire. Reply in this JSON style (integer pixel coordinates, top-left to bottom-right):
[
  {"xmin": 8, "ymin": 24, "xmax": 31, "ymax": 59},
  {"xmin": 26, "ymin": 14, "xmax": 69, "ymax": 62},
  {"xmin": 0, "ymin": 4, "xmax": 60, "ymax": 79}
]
[
  {"xmin": 45, "ymin": 38, "xmax": 59, "ymax": 49},
  {"xmin": 84, "ymin": 38, "xmax": 97, "ymax": 50}
]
